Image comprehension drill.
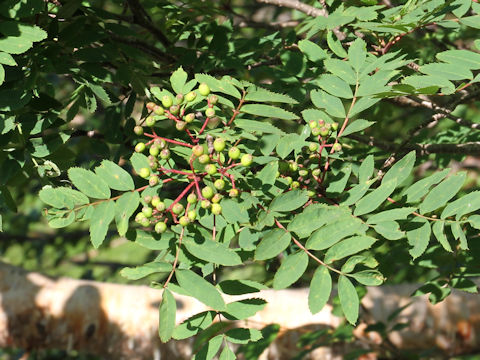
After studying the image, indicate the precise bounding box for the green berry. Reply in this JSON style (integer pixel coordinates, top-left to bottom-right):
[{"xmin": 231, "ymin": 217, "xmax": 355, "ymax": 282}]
[
  {"xmin": 308, "ymin": 190, "xmax": 316, "ymax": 198},
  {"xmin": 288, "ymin": 161, "xmax": 298, "ymax": 172},
  {"xmin": 185, "ymin": 91, "xmax": 197, "ymax": 102},
  {"xmin": 184, "ymin": 113, "xmax": 195, "ymax": 123},
  {"xmin": 318, "ymin": 119, "xmax": 325, "ymax": 126},
  {"xmin": 229, "ymin": 188, "xmax": 239, "ymax": 197},
  {"xmin": 135, "ymin": 212, "xmax": 146, "ymax": 223},
  {"xmin": 309, "ymin": 142, "xmax": 318, "ymax": 152},
  {"xmin": 214, "ymin": 179, "xmax": 225, "ymax": 190},
  {"xmin": 155, "ymin": 201, "xmax": 166, "ymax": 212},
  {"xmin": 140, "ymin": 218, "xmax": 150, "ymax": 227},
  {"xmin": 187, "ymin": 209, "xmax": 197, "ymax": 221},
  {"xmin": 201, "ymin": 199, "xmax": 211, "ymax": 209},
  {"xmin": 149, "ymin": 160, "xmax": 158, "ymax": 171},
  {"xmin": 198, "ymin": 154, "xmax": 210, "ymax": 164},
  {"xmin": 198, "ymin": 83, "xmax": 210, "ymax": 96},
  {"xmin": 151, "ymin": 196, "xmax": 161, "ymax": 208},
  {"xmin": 134, "ymin": 125, "xmax": 144, "ymax": 136},
  {"xmin": 192, "ymin": 145, "xmax": 204, "ymax": 157},
  {"xmin": 169, "ymin": 105, "xmax": 180, "ymax": 115},
  {"xmin": 211, "ymin": 193, "xmax": 222, "ymax": 203},
  {"xmin": 205, "ymin": 164, "xmax": 217, "ymax": 175},
  {"xmin": 154, "ymin": 138, "xmax": 167, "ymax": 149},
  {"xmin": 319, "ymin": 127, "xmax": 329, "ymax": 137},
  {"xmin": 201, "ymin": 186, "xmax": 214, "ymax": 199},
  {"xmin": 142, "ymin": 206, "xmax": 153, "ymax": 218},
  {"xmin": 154, "ymin": 106, "xmax": 164, "ymax": 115},
  {"xmin": 179, "ymin": 216, "xmax": 190, "ymax": 227},
  {"xmin": 291, "ymin": 181, "xmax": 300, "ymax": 189},
  {"xmin": 155, "ymin": 222, "xmax": 167, "ymax": 233},
  {"xmin": 176, "ymin": 121, "xmax": 187, "ymax": 131},
  {"xmin": 187, "ymin": 193, "xmax": 198, "ymax": 204},
  {"xmin": 172, "ymin": 203, "xmax": 184, "ymax": 215},
  {"xmin": 160, "ymin": 149, "xmax": 170, "ymax": 160},
  {"xmin": 213, "ymin": 138, "xmax": 226, "ymax": 152},
  {"xmin": 139, "ymin": 167, "xmax": 150, "ymax": 178},
  {"xmin": 285, "ymin": 176, "xmax": 293, "ymax": 185},
  {"xmin": 208, "ymin": 94, "xmax": 218, "ymax": 105},
  {"xmin": 228, "ymin": 147, "xmax": 241, "ymax": 160},
  {"xmin": 309, "ymin": 120, "xmax": 318, "ymax": 129},
  {"xmin": 333, "ymin": 143, "xmax": 342, "ymax": 152},
  {"xmin": 241, "ymin": 154, "xmax": 253, "ymax": 167},
  {"xmin": 311, "ymin": 127, "xmax": 321, "ymax": 136},
  {"xmin": 312, "ymin": 168, "xmax": 321, "ymax": 177},
  {"xmin": 149, "ymin": 175, "xmax": 159, "ymax": 187},
  {"xmin": 149, "ymin": 145, "xmax": 160, "ymax": 157},
  {"xmin": 205, "ymin": 108, "xmax": 215, "ymax": 118},
  {"xmin": 299, "ymin": 169, "xmax": 309, "ymax": 177},
  {"xmin": 135, "ymin": 142, "xmax": 146, "ymax": 153},
  {"xmin": 144, "ymin": 195, "xmax": 152, "ymax": 204},
  {"xmin": 211, "ymin": 203, "xmax": 222, "ymax": 215},
  {"xmin": 146, "ymin": 102, "xmax": 156, "ymax": 110},
  {"xmin": 161, "ymin": 95, "xmax": 173, "ymax": 108},
  {"xmin": 145, "ymin": 116, "xmax": 156, "ymax": 127},
  {"xmin": 175, "ymin": 93, "xmax": 184, "ymax": 105},
  {"xmin": 331, "ymin": 122, "xmax": 339, "ymax": 131}
]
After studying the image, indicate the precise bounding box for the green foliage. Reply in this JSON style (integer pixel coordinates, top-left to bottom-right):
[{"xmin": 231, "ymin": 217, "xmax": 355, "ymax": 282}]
[{"xmin": 2, "ymin": 0, "xmax": 480, "ymax": 358}]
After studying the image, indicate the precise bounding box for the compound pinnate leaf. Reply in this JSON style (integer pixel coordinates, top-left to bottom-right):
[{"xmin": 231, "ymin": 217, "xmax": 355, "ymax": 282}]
[
  {"xmin": 419, "ymin": 172, "xmax": 466, "ymax": 214},
  {"xmin": 348, "ymin": 38, "xmax": 367, "ymax": 72},
  {"xmin": 176, "ymin": 269, "xmax": 226, "ymax": 311},
  {"xmin": 436, "ymin": 49, "xmax": 480, "ymax": 70},
  {"xmin": 311, "ymin": 89, "xmax": 346, "ymax": 118},
  {"xmin": 324, "ymin": 235, "xmax": 377, "ymax": 263},
  {"xmin": 308, "ymin": 266, "xmax": 331, "ymax": 314},
  {"xmin": 338, "ymin": 275, "xmax": 359, "ymax": 325},
  {"xmin": 121, "ymin": 261, "xmax": 172, "ymax": 280},
  {"xmin": 306, "ymin": 217, "xmax": 367, "ymax": 250},
  {"xmin": 441, "ymin": 191, "xmax": 480, "ymax": 219},
  {"xmin": 317, "ymin": 74, "xmax": 353, "ymax": 99},
  {"xmin": 254, "ymin": 229, "xmax": 291, "ymax": 260},
  {"xmin": 269, "ymin": 189, "xmax": 309, "ymax": 212},
  {"xmin": 89, "ymin": 200, "xmax": 115, "ymax": 248},
  {"xmin": 241, "ymin": 104, "xmax": 297, "ymax": 120},
  {"xmin": 39, "ymin": 186, "xmax": 89, "ymax": 209},
  {"xmin": 373, "ymin": 221, "xmax": 405, "ymax": 240},
  {"xmin": 354, "ymin": 179, "xmax": 397, "ymax": 216},
  {"xmin": 382, "ymin": 150, "xmax": 415, "ymax": 187},
  {"xmin": 244, "ymin": 86, "xmax": 297, "ymax": 104},
  {"xmin": 95, "ymin": 160, "xmax": 134, "ymax": 191},
  {"xmin": 367, "ymin": 207, "xmax": 416, "ymax": 224},
  {"xmin": 298, "ymin": 39, "xmax": 328, "ymax": 63},
  {"xmin": 341, "ymin": 178, "xmax": 375, "ymax": 206},
  {"xmin": 273, "ymin": 251, "xmax": 308, "ymax": 289},
  {"xmin": 407, "ymin": 218, "xmax": 431, "ymax": 259},
  {"xmin": 403, "ymin": 169, "xmax": 450, "ymax": 203},
  {"xmin": 68, "ymin": 167, "xmax": 111, "ymax": 199},
  {"xmin": 159, "ymin": 288, "xmax": 176, "ymax": 343}
]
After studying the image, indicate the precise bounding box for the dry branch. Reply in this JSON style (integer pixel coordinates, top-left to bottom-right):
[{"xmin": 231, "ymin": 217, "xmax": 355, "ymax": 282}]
[{"xmin": 0, "ymin": 262, "xmax": 479, "ymax": 359}]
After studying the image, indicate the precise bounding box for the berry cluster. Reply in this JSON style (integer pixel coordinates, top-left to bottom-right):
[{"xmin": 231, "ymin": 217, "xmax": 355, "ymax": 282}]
[{"xmin": 132, "ymin": 83, "xmax": 253, "ymax": 233}]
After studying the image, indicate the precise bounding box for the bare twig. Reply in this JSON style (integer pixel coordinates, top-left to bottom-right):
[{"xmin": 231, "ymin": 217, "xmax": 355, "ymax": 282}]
[{"xmin": 256, "ymin": 0, "xmax": 327, "ymax": 17}]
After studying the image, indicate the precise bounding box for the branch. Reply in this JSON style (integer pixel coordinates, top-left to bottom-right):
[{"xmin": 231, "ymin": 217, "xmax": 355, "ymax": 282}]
[
  {"xmin": 256, "ymin": 0, "xmax": 327, "ymax": 17},
  {"xmin": 126, "ymin": 0, "xmax": 171, "ymax": 47},
  {"xmin": 109, "ymin": 33, "xmax": 176, "ymax": 63}
]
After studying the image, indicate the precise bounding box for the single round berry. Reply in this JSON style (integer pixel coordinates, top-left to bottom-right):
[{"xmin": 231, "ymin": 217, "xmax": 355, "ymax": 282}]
[
  {"xmin": 155, "ymin": 221, "xmax": 167, "ymax": 233},
  {"xmin": 291, "ymin": 181, "xmax": 300, "ymax": 189},
  {"xmin": 205, "ymin": 108, "xmax": 215, "ymax": 118},
  {"xmin": 309, "ymin": 142, "xmax": 319, "ymax": 152},
  {"xmin": 175, "ymin": 93, "xmax": 184, "ymax": 105},
  {"xmin": 211, "ymin": 203, "xmax": 222, "ymax": 215},
  {"xmin": 187, "ymin": 193, "xmax": 198, "ymax": 204},
  {"xmin": 333, "ymin": 143, "xmax": 342, "ymax": 152},
  {"xmin": 312, "ymin": 168, "xmax": 321, "ymax": 177},
  {"xmin": 176, "ymin": 121, "xmax": 186, "ymax": 131},
  {"xmin": 201, "ymin": 199, "xmax": 211, "ymax": 209},
  {"xmin": 229, "ymin": 188, "xmax": 239, "ymax": 197},
  {"xmin": 299, "ymin": 169, "xmax": 309, "ymax": 177},
  {"xmin": 154, "ymin": 138, "xmax": 167, "ymax": 149},
  {"xmin": 139, "ymin": 167, "xmax": 150, "ymax": 178},
  {"xmin": 202, "ymin": 186, "xmax": 214, "ymax": 199},
  {"xmin": 151, "ymin": 196, "xmax": 161, "ymax": 208},
  {"xmin": 184, "ymin": 113, "xmax": 195, "ymax": 123},
  {"xmin": 149, "ymin": 175, "xmax": 159, "ymax": 187},
  {"xmin": 325, "ymin": 123, "xmax": 331, "ymax": 130},
  {"xmin": 198, "ymin": 83, "xmax": 210, "ymax": 96},
  {"xmin": 179, "ymin": 216, "xmax": 190, "ymax": 227},
  {"xmin": 241, "ymin": 154, "xmax": 253, "ymax": 167},
  {"xmin": 208, "ymin": 94, "xmax": 218, "ymax": 105},
  {"xmin": 192, "ymin": 145, "xmax": 204, "ymax": 157},
  {"xmin": 150, "ymin": 145, "xmax": 160, "ymax": 157},
  {"xmin": 140, "ymin": 218, "xmax": 150, "ymax": 227},
  {"xmin": 319, "ymin": 127, "xmax": 329, "ymax": 137},
  {"xmin": 161, "ymin": 95, "xmax": 173, "ymax": 108},
  {"xmin": 134, "ymin": 125, "xmax": 144, "ymax": 136},
  {"xmin": 187, "ymin": 209, "xmax": 197, "ymax": 221},
  {"xmin": 135, "ymin": 142, "xmax": 146, "ymax": 153},
  {"xmin": 214, "ymin": 179, "xmax": 225, "ymax": 190},
  {"xmin": 318, "ymin": 119, "xmax": 325, "ymax": 126},
  {"xmin": 149, "ymin": 160, "xmax": 158, "ymax": 171},
  {"xmin": 160, "ymin": 149, "xmax": 170, "ymax": 160},
  {"xmin": 331, "ymin": 122, "xmax": 339, "ymax": 131},
  {"xmin": 205, "ymin": 164, "xmax": 217, "ymax": 175},
  {"xmin": 144, "ymin": 195, "xmax": 152, "ymax": 204},
  {"xmin": 142, "ymin": 206, "xmax": 153, "ymax": 218},
  {"xmin": 155, "ymin": 201, "xmax": 166, "ymax": 212},
  {"xmin": 172, "ymin": 203, "xmax": 184, "ymax": 215},
  {"xmin": 285, "ymin": 176, "xmax": 293, "ymax": 185},
  {"xmin": 211, "ymin": 193, "xmax": 222, "ymax": 204},
  {"xmin": 145, "ymin": 116, "xmax": 156, "ymax": 127},
  {"xmin": 309, "ymin": 120, "xmax": 318, "ymax": 129},
  {"xmin": 169, "ymin": 105, "xmax": 180, "ymax": 115},
  {"xmin": 146, "ymin": 102, "xmax": 156, "ymax": 110},
  {"xmin": 185, "ymin": 91, "xmax": 197, "ymax": 102},
  {"xmin": 213, "ymin": 138, "xmax": 226, "ymax": 152},
  {"xmin": 228, "ymin": 146, "xmax": 241, "ymax": 160},
  {"xmin": 135, "ymin": 212, "xmax": 146, "ymax": 223},
  {"xmin": 198, "ymin": 154, "xmax": 210, "ymax": 164},
  {"xmin": 154, "ymin": 106, "xmax": 164, "ymax": 115},
  {"xmin": 308, "ymin": 190, "xmax": 316, "ymax": 198},
  {"xmin": 311, "ymin": 127, "xmax": 321, "ymax": 136},
  {"xmin": 288, "ymin": 161, "xmax": 298, "ymax": 172}
]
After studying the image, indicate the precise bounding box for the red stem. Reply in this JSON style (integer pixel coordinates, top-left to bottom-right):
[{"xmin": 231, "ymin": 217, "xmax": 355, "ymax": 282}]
[
  {"xmin": 167, "ymin": 182, "xmax": 195, "ymax": 213},
  {"xmin": 144, "ymin": 133, "xmax": 193, "ymax": 148}
]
